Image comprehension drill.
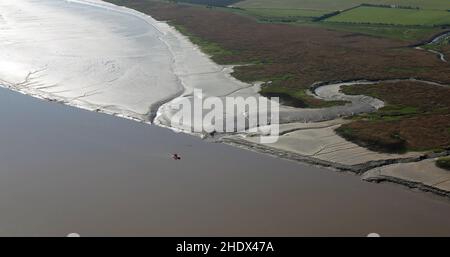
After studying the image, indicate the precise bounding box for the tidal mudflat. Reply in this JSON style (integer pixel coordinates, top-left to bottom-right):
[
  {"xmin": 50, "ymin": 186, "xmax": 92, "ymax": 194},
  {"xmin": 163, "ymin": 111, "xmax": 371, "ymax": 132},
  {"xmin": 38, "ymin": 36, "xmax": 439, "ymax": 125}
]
[
  {"xmin": 0, "ymin": 0, "xmax": 394, "ymax": 132},
  {"xmin": 0, "ymin": 0, "xmax": 250, "ymax": 122},
  {"xmin": 2, "ymin": 87, "xmax": 450, "ymax": 236}
]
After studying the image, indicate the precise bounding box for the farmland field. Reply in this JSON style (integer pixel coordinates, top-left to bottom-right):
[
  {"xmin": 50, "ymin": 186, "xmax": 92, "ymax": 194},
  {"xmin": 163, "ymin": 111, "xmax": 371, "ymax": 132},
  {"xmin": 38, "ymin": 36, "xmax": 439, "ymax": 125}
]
[
  {"xmin": 240, "ymin": 8, "xmax": 328, "ymax": 18},
  {"xmin": 236, "ymin": 0, "xmax": 450, "ymax": 11},
  {"xmin": 326, "ymin": 6, "xmax": 450, "ymax": 26},
  {"xmin": 230, "ymin": 0, "xmax": 450, "ymax": 40},
  {"xmin": 313, "ymin": 22, "xmax": 442, "ymax": 41}
]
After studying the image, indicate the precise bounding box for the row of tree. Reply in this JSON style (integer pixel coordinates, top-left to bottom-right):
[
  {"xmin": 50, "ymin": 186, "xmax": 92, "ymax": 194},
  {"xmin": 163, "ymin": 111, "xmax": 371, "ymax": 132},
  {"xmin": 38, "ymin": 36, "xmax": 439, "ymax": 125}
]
[{"xmin": 360, "ymin": 3, "xmax": 420, "ymax": 10}]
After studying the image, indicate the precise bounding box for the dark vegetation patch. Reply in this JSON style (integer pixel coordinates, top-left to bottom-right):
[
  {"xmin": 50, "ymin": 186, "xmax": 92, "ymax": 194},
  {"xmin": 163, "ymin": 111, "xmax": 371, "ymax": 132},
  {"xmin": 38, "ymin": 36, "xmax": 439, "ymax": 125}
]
[
  {"xmin": 444, "ymin": 45, "xmax": 450, "ymax": 59},
  {"xmin": 260, "ymin": 91, "xmax": 307, "ymax": 108},
  {"xmin": 436, "ymin": 156, "xmax": 450, "ymax": 170},
  {"xmin": 313, "ymin": 22, "xmax": 444, "ymax": 42},
  {"xmin": 259, "ymin": 83, "xmax": 346, "ymax": 108},
  {"xmin": 337, "ymin": 82, "xmax": 450, "ymax": 153},
  {"xmin": 169, "ymin": 0, "xmax": 241, "ymax": 7}
]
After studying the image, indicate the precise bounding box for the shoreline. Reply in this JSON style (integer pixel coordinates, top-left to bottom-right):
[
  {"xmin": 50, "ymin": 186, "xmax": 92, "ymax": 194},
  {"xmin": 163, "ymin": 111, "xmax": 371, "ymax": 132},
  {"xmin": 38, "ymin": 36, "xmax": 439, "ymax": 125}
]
[
  {"xmin": 2, "ymin": 0, "xmax": 450, "ymax": 199},
  {"xmin": 221, "ymin": 135, "xmax": 450, "ymax": 200},
  {"xmin": 364, "ymin": 174, "xmax": 450, "ymax": 199}
]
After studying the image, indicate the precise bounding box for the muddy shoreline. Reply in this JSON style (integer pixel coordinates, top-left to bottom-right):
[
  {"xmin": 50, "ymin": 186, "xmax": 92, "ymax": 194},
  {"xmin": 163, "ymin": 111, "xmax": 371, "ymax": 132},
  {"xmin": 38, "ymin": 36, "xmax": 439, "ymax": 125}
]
[
  {"xmin": 221, "ymin": 135, "xmax": 450, "ymax": 199},
  {"xmin": 2, "ymin": 0, "xmax": 450, "ymax": 199}
]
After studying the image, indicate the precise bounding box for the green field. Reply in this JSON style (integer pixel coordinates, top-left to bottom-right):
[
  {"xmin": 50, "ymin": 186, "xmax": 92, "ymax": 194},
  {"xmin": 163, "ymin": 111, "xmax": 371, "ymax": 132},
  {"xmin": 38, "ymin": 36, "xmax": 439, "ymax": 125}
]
[
  {"xmin": 230, "ymin": 0, "xmax": 450, "ymax": 41},
  {"xmin": 313, "ymin": 22, "xmax": 442, "ymax": 41},
  {"xmin": 236, "ymin": 0, "xmax": 450, "ymax": 11},
  {"xmin": 326, "ymin": 6, "xmax": 450, "ymax": 26},
  {"xmin": 241, "ymin": 8, "xmax": 328, "ymax": 18},
  {"xmin": 170, "ymin": 0, "xmax": 450, "ymax": 41}
]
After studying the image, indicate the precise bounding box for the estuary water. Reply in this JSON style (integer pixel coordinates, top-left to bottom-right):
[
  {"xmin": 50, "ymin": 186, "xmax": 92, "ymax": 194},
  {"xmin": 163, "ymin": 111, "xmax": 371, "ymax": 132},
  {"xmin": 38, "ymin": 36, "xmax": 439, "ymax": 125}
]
[
  {"xmin": 1, "ymin": 87, "xmax": 450, "ymax": 236},
  {"xmin": 1, "ymin": 0, "xmax": 450, "ymax": 236}
]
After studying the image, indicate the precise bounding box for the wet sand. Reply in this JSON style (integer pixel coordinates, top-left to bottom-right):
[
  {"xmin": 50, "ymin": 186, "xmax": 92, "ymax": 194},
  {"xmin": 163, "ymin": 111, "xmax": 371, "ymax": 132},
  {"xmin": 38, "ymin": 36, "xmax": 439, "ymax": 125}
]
[
  {"xmin": 0, "ymin": 0, "xmax": 396, "ymax": 133},
  {"xmin": 0, "ymin": 0, "xmax": 250, "ymax": 123},
  {"xmin": 1, "ymin": 88, "xmax": 450, "ymax": 236}
]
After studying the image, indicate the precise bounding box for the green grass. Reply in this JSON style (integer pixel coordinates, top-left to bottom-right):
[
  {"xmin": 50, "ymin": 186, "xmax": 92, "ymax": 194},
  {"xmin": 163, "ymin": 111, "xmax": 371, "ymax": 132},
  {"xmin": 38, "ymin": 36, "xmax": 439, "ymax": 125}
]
[
  {"xmin": 259, "ymin": 83, "xmax": 346, "ymax": 108},
  {"xmin": 241, "ymin": 8, "xmax": 329, "ymax": 18},
  {"xmin": 199, "ymin": 1, "xmax": 449, "ymax": 41},
  {"xmin": 227, "ymin": 4, "xmax": 447, "ymax": 42},
  {"xmin": 326, "ymin": 6, "xmax": 450, "ymax": 26},
  {"xmin": 436, "ymin": 156, "xmax": 450, "ymax": 170},
  {"xmin": 236, "ymin": 0, "xmax": 450, "ymax": 11},
  {"xmin": 351, "ymin": 105, "xmax": 420, "ymax": 121}
]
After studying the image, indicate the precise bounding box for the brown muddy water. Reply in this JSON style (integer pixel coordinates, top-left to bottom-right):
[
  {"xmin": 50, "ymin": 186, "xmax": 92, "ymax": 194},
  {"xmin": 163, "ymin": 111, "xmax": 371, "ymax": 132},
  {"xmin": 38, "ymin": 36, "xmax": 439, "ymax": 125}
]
[{"xmin": 1, "ymin": 88, "xmax": 450, "ymax": 236}]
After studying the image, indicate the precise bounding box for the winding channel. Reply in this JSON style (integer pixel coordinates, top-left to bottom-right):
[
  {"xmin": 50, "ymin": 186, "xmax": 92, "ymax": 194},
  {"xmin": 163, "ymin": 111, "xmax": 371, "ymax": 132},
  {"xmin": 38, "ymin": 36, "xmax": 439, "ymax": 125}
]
[
  {"xmin": 276, "ymin": 32, "xmax": 450, "ymax": 125},
  {"xmin": 415, "ymin": 31, "xmax": 450, "ymax": 63}
]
